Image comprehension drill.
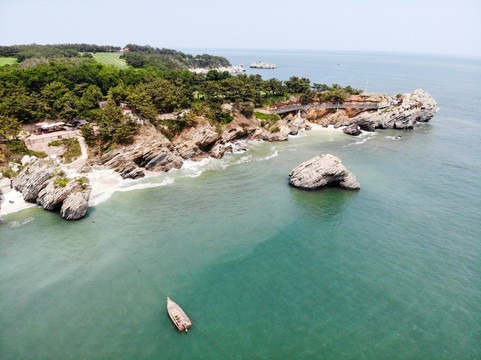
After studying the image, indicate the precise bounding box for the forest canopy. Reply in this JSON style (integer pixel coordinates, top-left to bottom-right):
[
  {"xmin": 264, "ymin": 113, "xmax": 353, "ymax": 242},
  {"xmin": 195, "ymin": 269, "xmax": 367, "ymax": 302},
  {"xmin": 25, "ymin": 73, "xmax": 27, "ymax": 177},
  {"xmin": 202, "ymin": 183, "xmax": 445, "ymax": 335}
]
[{"xmin": 0, "ymin": 44, "xmax": 362, "ymax": 149}]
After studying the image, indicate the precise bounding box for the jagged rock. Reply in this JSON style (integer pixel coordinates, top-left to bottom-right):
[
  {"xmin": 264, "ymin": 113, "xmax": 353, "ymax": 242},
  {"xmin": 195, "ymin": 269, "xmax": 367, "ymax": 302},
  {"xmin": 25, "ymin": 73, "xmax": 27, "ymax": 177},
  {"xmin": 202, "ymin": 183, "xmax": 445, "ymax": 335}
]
[
  {"xmin": 175, "ymin": 143, "xmax": 205, "ymax": 161},
  {"xmin": 37, "ymin": 180, "xmax": 74, "ymax": 210},
  {"xmin": 60, "ymin": 191, "xmax": 90, "ymax": 220},
  {"xmin": 13, "ymin": 163, "xmax": 53, "ymax": 202},
  {"xmin": 343, "ymin": 124, "xmax": 362, "ymax": 136},
  {"xmin": 194, "ymin": 129, "xmax": 221, "ymax": 151},
  {"xmin": 290, "ymin": 125, "xmax": 299, "ymax": 135},
  {"xmin": 209, "ymin": 143, "xmax": 226, "ymax": 159},
  {"xmin": 289, "ymin": 154, "xmax": 360, "ymax": 190},
  {"xmin": 37, "ymin": 177, "xmax": 91, "ymax": 212},
  {"xmin": 118, "ymin": 162, "xmax": 145, "ymax": 179},
  {"xmin": 223, "ymin": 126, "xmax": 248, "ymax": 142},
  {"xmin": 21, "ymin": 155, "xmax": 37, "ymax": 166},
  {"xmin": 12, "ymin": 159, "xmax": 92, "ymax": 219},
  {"xmin": 264, "ymin": 125, "xmax": 290, "ymax": 142},
  {"xmin": 250, "ymin": 62, "xmax": 277, "ymax": 69},
  {"xmin": 136, "ymin": 148, "xmax": 184, "ymax": 171},
  {"xmin": 358, "ymin": 121, "xmax": 375, "ymax": 132}
]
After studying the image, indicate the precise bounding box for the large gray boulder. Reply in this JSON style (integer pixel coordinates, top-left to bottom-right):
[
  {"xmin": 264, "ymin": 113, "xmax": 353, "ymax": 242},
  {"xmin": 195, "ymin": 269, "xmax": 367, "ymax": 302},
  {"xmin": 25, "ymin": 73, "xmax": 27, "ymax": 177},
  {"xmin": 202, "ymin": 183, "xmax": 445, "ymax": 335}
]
[
  {"xmin": 289, "ymin": 154, "xmax": 360, "ymax": 190},
  {"xmin": 193, "ymin": 128, "xmax": 221, "ymax": 151},
  {"xmin": 343, "ymin": 124, "xmax": 362, "ymax": 136},
  {"xmin": 60, "ymin": 191, "xmax": 90, "ymax": 220},
  {"xmin": 12, "ymin": 160, "xmax": 92, "ymax": 220},
  {"xmin": 135, "ymin": 147, "xmax": 184, "ymax": 171},
  {"xmin": 12, "ymin": 163, "xmax": 53, "ymax": 202},
  {"xmin": 36, "ymin": 177, "xmax": 91, "ymax": 213}
]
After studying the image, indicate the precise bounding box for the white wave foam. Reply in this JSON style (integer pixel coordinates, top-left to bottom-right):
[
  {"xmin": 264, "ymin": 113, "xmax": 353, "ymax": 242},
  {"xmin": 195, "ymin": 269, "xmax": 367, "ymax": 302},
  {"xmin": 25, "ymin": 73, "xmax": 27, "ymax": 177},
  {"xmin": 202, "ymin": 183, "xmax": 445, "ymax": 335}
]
[
  {"xmin": 386, "ymin": 135, "xmax": 403, "ymax": 140},
  {"xmin": 9, "ymin": 216, "xmax": 35, "ymax": 228},
  {"xmin": 344, "ymin": 132, "xmax": 376, "ymax": 147},
  {"xmin": 256, "ymin": 150, "xmax": 279, "ymax": 162},
  {"xmin": 89, "ymin": 176, "xmax": 175, "ymax": 207},
  {"xmin": 309, "ymin": 124, "xmax": 344, "ymax": 133}
]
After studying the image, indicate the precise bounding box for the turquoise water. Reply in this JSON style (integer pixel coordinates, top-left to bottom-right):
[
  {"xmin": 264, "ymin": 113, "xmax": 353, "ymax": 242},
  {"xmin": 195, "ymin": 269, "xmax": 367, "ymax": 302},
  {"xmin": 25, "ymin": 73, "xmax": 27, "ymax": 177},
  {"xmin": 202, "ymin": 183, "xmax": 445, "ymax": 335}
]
[{"xmin": 1, "ymin": 51, "xmax": 480, "ymax": 359}]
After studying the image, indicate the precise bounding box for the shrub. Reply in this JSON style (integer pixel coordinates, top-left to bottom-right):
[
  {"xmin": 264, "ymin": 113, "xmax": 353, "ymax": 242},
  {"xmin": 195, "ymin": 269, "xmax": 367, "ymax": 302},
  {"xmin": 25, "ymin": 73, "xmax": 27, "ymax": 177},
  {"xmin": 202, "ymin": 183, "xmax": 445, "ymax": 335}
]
[
  {"xmin": 4, "ymin": 139, "xmax": 47, "ymax": 158},
  {"xmin": 48, "ymin": 138, "xmax": 81, "ymax": 163},
  {"xmin": 240, "ymin": 104, "xmax": 254, "ymax": 119},
  {"xmin": 76, "ymin": 176, "xmax": 87, "ymax": 190},
  {"xmin": 54, "ymin": 177, "xmax": 69, "ymax": 188}
]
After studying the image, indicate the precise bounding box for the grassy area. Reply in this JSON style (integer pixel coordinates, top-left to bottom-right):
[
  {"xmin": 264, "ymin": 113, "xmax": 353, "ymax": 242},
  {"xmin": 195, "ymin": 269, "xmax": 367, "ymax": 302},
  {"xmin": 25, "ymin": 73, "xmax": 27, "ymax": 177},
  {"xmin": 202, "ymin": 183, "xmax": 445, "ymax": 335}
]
[
  {"xmin": 0, "ymin": 57, "xmax": 17, "ymax": 67},
  {"xmin": 91, "ymin": 52, "xmax": 128, "ymax": 69},
  {"xmin": 48, "ymin": 138, "xmax": 81, "ymax": 163},
  {"xmin": 254, "ymin": 112, "xmax": 281, "ymax": 121}
]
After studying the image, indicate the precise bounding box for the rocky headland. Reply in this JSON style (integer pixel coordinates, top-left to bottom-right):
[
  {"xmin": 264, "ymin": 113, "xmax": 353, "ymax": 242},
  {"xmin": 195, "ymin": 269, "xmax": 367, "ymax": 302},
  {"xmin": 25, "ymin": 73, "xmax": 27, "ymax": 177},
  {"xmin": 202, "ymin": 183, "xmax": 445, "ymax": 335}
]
[
  {"xmin": 306, "ymin": 89, "xmax": 439, "ymax": 134},
  {"xmin": 289, "ymin": 154, "xmax": 360, "ymax": 190},
  {"xmin": 1, "ymin": 88, "xmax": 438, "ymax": 219}
]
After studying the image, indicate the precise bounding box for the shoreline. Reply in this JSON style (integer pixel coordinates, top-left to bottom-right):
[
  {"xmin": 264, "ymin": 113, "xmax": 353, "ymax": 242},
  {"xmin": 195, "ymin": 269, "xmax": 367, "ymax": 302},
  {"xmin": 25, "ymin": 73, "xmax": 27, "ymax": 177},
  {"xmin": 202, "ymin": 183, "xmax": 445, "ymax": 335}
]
[{"xmin": 1, "ymin": 123, "xmax": 335, "ymax": 217}]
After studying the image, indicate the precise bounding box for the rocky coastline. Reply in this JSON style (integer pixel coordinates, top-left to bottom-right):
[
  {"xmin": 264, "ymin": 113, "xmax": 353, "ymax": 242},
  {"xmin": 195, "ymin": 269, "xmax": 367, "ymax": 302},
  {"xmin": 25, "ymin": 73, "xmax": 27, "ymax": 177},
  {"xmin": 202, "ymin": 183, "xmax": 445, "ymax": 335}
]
[
  {"xmin": 0, "ymin": 88, "xmax": 438, "ymax": 220},
  {"xmin": 250, "ymin": 62, "xmax": 278, "ymax": 69},
  {"xmin": 189, "ymin": 64, "xmax": 246, "ymax": 75}
]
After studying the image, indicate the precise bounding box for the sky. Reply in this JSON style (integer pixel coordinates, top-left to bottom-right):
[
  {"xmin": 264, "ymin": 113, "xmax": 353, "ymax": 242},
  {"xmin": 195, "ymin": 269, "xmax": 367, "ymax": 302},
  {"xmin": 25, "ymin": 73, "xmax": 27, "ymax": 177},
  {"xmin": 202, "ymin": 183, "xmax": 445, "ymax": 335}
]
[{"xmin": 0, "ymin": 0, "xmax": 480, "ymax": 57}]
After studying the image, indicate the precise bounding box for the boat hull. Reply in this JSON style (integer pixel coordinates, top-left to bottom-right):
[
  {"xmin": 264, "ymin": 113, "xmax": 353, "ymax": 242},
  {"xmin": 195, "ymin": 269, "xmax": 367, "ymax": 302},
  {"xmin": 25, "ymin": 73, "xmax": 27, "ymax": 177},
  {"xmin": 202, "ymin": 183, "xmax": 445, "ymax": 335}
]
[{"xmin": 167, "ymin": 297, "xmax": 192, "ymax": 332}]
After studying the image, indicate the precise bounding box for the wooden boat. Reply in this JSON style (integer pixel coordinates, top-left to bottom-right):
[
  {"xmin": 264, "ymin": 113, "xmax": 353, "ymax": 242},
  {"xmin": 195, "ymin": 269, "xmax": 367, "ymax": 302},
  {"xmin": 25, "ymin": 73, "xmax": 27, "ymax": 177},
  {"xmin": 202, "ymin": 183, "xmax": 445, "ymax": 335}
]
[{"xmin": 167, "ymin": 297, "xmax": 192, "ymax": 332}]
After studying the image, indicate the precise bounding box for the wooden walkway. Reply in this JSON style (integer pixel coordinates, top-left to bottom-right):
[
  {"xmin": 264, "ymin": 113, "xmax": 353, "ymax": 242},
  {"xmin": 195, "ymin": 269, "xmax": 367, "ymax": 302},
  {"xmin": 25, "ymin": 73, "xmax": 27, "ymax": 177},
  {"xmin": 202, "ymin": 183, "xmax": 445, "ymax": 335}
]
[{"xmin": 270, "ymin": 102, "xmax": 391, "ymax": 114}]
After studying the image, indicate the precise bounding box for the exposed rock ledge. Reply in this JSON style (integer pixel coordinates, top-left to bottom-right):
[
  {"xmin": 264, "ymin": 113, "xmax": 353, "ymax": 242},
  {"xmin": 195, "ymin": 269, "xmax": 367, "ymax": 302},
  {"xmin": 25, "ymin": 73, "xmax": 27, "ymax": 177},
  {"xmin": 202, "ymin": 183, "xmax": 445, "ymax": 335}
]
[
  {"xmin": 307, "ymin": 89, "xmax": 439, "ymax": 134},
  {"xmin": 98, "ymin": 112, "xmax": 310, "ymax": 180},
  {"xmin": 289, "ymin": 154, "xmax": 360, "ymax": 190},
  {"xmin": 12, "ymin": 160, "xmax": 91, "ymax": 220}
]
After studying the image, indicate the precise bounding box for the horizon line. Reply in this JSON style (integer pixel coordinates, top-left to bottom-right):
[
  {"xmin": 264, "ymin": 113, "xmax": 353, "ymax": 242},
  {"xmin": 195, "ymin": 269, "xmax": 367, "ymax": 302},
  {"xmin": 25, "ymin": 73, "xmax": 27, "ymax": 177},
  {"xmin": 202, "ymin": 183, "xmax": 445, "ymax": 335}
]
[{"xmin": 1, "ymin": 42, "xmax": 480, "ymax": 59}]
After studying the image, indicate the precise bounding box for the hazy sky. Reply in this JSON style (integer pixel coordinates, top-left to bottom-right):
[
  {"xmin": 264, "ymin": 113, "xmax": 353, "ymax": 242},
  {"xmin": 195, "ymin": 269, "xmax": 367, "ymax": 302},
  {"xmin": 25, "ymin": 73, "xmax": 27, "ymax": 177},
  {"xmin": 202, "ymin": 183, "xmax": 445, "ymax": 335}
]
[{"xmin": 1, "ymin": 0, "xmax": 480, "ymax": 56}]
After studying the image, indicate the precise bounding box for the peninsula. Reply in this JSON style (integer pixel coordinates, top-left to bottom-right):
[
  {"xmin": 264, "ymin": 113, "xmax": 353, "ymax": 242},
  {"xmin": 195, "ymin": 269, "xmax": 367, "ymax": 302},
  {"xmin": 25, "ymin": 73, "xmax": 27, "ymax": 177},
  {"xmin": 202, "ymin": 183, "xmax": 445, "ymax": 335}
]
[{"xmin": 0, "ymin": 44, "xmax": 438, "ymax": 219}]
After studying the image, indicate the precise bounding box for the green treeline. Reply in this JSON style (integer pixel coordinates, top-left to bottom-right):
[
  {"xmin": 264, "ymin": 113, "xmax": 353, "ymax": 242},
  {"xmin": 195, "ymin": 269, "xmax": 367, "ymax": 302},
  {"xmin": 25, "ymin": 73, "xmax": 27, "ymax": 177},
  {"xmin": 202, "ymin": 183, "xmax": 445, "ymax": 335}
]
[
  {"xmin": 0, "ymin": 44, "xmax": 362, "ymax": 150},
  {"xmin": 120, "ymin": 44, "xmax": 231, "ymax": 70},
  {"xmin": 0, "ymin": 44, "xmax": 121, "ymax": 62},
  {"xmin": 0, "ymin": 43, "xmax": 231, "ymax": 72}
]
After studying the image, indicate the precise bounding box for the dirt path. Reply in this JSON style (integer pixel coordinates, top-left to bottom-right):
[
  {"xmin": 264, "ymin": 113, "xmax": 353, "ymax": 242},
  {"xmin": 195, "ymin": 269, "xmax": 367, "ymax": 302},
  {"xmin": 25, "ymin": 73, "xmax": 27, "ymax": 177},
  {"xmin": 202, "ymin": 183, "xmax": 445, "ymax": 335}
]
[{"xmin": 66, "ymin": 136, "xmax": 88, "ymax": 171}]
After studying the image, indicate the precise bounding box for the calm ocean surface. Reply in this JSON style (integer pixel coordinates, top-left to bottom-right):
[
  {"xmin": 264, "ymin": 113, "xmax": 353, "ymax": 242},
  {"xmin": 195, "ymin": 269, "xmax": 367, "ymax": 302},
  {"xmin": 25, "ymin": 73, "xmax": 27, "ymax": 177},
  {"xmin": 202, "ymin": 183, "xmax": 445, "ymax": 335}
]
[{"xmin": 1, "ymin": 50, "xmax": 480, "ymax": 359}]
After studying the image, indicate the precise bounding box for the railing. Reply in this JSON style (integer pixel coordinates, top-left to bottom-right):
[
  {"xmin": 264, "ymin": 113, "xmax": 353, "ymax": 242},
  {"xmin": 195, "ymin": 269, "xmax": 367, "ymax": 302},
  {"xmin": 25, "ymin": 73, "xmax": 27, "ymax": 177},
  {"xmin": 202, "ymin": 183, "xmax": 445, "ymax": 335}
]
[
  {"xmin": 270, "ymin": 102, "xmax": 391, "ymax": 114},
  {"xmin": 24, "ymin": 132, "xmax": 79, "ymax": 144}
]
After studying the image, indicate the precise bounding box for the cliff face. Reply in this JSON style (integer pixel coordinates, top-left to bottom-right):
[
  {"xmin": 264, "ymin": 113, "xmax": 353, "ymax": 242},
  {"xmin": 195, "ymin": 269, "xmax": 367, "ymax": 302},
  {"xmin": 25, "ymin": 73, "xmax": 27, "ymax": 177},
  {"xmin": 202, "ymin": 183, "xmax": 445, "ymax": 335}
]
[{"xmin": 96, "ymin": 112, "xmax": 310, "ymax": 180}]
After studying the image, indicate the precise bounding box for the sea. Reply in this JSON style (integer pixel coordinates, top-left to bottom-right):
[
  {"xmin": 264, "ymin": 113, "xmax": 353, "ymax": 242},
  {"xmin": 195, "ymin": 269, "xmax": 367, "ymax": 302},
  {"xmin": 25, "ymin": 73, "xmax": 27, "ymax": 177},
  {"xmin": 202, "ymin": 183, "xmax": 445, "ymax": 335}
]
[{"xmin": 1, "ymin": 49, "xmax": 480, "ymax": 359}]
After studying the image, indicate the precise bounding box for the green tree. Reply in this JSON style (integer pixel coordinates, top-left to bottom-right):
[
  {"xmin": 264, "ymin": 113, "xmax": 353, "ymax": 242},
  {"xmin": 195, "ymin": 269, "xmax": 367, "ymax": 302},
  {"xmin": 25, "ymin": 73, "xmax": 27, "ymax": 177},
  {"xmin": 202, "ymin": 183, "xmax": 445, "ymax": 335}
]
[
  {"xmin": 0, "ymin": 116, "xmax": 22, "ymax": 140},
  {"xmin": 285, "ymin": 76, "xmax": 311, "ymax": 94},
  {"xmin": 79, "ymin": 84, "xmax": 103, "ymax": 111}
]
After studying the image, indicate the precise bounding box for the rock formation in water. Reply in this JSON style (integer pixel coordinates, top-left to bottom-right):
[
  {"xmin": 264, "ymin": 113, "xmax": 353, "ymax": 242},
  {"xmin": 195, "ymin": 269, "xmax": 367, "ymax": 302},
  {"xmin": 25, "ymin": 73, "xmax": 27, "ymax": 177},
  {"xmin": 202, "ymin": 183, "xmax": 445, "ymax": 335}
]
[
  {"xmin": 250, "ymin": 62, "xmax": 278, "ymax": 69},
  {"xmin": 12, "ymin": 159, "xmax": 91, "ymax": 220},
  {"xmin": 343, "ymin": 124, "xmax": 362, "ymax": 136},
  {"xmin": 289, "ymin": 154, "xmax": 360, "ymax": 190}
]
